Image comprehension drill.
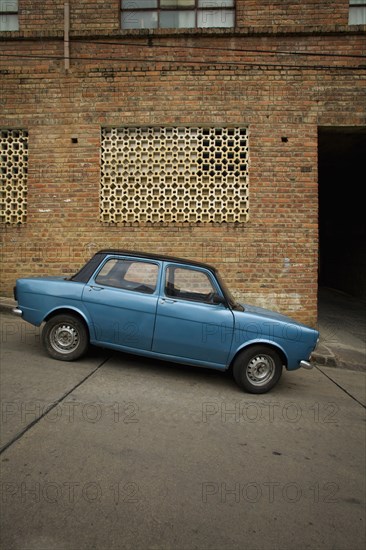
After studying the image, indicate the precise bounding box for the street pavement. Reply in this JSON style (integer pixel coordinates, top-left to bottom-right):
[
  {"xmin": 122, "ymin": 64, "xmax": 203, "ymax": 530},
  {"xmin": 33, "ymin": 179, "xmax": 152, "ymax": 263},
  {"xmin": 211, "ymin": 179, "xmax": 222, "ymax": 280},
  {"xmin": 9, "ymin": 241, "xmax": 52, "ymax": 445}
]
[{"xmin": 0, "ymin": 311, "xmax": 365, "ymax": 550}]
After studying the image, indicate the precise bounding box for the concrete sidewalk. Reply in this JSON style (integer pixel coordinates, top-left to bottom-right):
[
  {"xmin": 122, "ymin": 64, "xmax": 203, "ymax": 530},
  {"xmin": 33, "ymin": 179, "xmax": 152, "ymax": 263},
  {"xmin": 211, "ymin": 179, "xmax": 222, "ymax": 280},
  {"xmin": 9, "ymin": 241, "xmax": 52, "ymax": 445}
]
[
  {"xmin": 313, "ymin": 287, "xmax": 365, "ymax": 371},
  {"xmin": 1, "ymin": 287, "xmax": 365, "ymax": 371}
]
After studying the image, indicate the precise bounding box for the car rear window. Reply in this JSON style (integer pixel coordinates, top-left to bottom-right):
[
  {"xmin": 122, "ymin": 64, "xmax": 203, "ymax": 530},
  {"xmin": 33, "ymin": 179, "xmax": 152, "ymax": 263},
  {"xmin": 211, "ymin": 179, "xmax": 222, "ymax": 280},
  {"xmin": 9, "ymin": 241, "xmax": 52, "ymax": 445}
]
[{"xmin": 70, "ymin": 253, "xmax": 106, "ymax": 282}]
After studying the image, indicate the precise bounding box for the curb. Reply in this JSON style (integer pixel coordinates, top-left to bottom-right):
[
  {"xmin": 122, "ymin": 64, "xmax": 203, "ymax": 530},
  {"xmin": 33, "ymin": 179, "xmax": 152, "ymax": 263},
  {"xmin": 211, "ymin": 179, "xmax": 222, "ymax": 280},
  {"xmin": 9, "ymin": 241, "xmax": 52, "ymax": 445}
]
[
  {"xmin": 0, "ymin": 298, "xmax": 16, "ymax": 313},
  {"xmin": 312, "ymin": 344, "xmax": 338, "ymax": 368},
  {"xmin": 312, "ymin": 346, "xmax": 365, "ymax": 372}
]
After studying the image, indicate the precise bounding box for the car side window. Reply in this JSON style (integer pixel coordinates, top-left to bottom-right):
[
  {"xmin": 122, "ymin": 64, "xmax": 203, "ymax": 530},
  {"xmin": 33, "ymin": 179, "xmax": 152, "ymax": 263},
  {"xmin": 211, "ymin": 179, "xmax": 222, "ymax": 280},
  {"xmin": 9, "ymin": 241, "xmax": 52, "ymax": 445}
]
[
  {"xmin": 96, "ymin": 259, "xmax": 158, "ymax": 294},
  {"xmin": 165, "ymin": 266, "xmax": 216, "ymax": 303}
]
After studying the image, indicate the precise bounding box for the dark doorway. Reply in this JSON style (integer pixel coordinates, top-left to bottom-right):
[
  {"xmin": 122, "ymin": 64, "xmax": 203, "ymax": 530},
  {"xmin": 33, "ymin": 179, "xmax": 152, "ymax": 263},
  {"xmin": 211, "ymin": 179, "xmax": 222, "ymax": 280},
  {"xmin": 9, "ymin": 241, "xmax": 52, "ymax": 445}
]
[{"xmin": 318, "ymin": 127, "xmax": 366, "ymax": 300}]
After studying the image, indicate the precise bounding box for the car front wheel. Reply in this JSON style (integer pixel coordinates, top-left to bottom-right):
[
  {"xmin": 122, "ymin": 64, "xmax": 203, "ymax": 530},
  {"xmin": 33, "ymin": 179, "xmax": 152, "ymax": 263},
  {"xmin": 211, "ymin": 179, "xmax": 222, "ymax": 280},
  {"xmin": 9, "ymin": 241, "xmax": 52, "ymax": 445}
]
[
  {"xmin": 233, "ymin": 346, "xmax": 283, "ymax": 393},
  {"xmin": 42, "ymin": 314, "xmax": 89, "ymax": 361}
]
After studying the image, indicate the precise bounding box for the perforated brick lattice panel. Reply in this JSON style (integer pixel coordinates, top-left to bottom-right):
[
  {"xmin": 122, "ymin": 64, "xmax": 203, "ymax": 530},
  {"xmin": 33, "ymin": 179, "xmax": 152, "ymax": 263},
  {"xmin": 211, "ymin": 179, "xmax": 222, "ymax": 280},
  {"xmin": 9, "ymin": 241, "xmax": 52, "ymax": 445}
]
[
  {"xmin": 0, "ymin": 129, "xmax": 28, "ymax": 224},
  {"xmin": 100, "ymin": 127, "xmax": 249, "ymax": 223}
]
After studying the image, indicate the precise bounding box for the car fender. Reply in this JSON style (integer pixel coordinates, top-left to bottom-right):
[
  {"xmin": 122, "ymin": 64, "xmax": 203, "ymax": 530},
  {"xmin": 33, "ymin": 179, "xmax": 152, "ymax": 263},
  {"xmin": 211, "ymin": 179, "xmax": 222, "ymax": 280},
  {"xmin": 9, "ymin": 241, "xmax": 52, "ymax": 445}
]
[
  {"xmin": 42, "ymin": 305, "xmax": 96, "ymax": 340},
  {"xmin": 228, "ymin": 338, "xmax": 289, "ymax": 369}
]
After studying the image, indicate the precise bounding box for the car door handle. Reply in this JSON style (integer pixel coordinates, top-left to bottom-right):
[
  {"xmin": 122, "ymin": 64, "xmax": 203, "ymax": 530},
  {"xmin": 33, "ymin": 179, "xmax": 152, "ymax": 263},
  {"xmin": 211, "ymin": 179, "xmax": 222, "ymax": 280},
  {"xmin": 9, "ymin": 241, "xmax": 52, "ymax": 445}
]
[
  {"xmin": 89, "ymin": 285, "xmax": 103, "ymax": 291},
  {"xmin": 160, "ymin": 298, "xmax": 177, "ymax": 304}
]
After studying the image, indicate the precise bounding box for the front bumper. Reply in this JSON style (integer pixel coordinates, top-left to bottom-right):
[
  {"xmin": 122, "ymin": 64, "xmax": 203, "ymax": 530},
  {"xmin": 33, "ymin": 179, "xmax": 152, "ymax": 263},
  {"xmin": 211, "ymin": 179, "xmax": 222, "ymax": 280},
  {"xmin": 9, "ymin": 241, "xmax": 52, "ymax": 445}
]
[
  {"xmin": 12, "ymin": 307, "xmax": 23, "ymax": 317},
  {"xmin": 299, "ymin": 360, "xmax": 313, "ymax": 370},
  {"xmin": 300, "ymin": 337, "xmax": 320, "ymax": 370}
]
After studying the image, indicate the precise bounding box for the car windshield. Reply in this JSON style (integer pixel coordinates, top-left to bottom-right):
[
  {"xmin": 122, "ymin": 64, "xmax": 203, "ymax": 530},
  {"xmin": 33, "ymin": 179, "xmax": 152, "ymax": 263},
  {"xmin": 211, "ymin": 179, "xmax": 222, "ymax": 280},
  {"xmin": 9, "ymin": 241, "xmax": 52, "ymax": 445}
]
[{"xmin": 215, "ymin": 271, "xmax": 244, "ymax": 311}]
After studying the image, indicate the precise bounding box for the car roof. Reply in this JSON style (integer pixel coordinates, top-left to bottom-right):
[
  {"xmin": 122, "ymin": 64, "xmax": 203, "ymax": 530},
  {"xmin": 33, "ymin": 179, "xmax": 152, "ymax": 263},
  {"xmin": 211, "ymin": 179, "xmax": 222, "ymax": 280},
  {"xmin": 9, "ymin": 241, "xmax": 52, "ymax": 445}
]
[
  {"xmin": 97, "ymin": 249, "xmax": 218, "ymax": 273},
  {"xmin": 70, "ymin": 249, "xmax": 237, "ymax": 307}
]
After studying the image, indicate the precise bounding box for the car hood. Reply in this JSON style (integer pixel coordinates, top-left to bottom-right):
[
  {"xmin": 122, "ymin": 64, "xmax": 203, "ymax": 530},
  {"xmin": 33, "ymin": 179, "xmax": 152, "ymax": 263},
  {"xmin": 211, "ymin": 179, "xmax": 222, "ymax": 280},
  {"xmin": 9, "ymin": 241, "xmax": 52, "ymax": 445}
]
[
  {"xmin": 233, "ymin": 303, "xmax": 319, "ymax": 346},
  {"xmin": 238, "ymin": 302, "xmax": 315, "ymax": 329}
]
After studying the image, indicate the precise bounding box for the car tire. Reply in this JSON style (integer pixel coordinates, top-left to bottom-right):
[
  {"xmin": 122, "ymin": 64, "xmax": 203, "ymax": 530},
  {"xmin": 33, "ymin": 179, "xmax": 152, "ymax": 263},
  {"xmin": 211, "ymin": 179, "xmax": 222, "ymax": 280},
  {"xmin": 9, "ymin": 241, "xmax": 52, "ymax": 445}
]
[
  {"xmin": 42, "ymin": 314, "xmax": 89, "ymax": 361},
  {"xmin": 233, "ymin": 346, "xmax": 283, "ymax": 393}
]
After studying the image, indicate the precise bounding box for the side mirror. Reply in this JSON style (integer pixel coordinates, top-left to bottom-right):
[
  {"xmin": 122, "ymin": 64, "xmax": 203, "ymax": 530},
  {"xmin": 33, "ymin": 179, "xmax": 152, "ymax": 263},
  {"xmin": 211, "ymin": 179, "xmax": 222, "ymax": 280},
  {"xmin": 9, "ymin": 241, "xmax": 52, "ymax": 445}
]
[{"xmin": 212, "ymin": 293, "xmax": 227, "ymax": 306}]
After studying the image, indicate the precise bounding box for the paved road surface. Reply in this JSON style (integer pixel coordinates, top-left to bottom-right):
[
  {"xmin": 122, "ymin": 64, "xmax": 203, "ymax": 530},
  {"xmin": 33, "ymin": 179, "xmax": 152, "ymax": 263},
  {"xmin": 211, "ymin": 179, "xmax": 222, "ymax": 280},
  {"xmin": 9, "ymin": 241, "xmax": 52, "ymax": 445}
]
[{"xmin": 1, "ymin": 312, "xmax": 365, "ymax": 550}]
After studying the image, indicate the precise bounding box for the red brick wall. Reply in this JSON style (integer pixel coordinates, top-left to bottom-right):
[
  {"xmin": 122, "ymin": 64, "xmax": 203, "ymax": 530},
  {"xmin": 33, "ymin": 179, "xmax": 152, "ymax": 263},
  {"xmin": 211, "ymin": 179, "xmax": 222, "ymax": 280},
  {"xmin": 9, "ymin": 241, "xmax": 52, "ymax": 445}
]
[
  {"xmin": 16, "ymin": 1, "xmax": 351, "ymax": 33},
  {"xmin": 1, "ymin": 2, "xmax": 365, "ymax": 325},
  {"xmin": 237, "ymin": 0, "xmax": 349, "ymax": 27},
  {"xmin": 18, "ymin": 0, "xmax": 118, "ymax": 33}
]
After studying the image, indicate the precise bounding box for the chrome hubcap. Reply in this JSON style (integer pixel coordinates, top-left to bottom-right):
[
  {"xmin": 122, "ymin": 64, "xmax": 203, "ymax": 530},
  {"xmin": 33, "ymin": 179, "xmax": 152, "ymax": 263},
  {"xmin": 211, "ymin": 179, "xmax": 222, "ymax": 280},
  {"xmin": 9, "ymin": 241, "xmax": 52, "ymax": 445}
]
[
  {"xmin": 246, "ymin": 355, "xmax": 275, "ymax": 386},
  {"xmin": 50, "ymin": 324, "xmax": 79, "ymax": 354}
]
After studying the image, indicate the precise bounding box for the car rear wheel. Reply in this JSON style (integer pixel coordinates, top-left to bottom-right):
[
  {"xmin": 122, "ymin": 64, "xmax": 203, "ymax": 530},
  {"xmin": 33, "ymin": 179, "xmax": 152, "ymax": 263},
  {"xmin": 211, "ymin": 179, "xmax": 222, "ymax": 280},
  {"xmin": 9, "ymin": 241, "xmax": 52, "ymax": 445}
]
[
  {"xmin": 42, "ymin": 314, "xmax": 89, "ymax": 361},
  {"xmin": 233, "ymin": 346, "xmax": 283, "ymax": 393}
]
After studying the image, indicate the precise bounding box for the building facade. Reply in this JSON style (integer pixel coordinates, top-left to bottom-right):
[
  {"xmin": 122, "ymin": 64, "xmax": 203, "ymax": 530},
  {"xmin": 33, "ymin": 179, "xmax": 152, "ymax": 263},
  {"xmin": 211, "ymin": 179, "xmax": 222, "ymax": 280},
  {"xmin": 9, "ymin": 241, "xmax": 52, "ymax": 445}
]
[{"xmin": 1, "ymin": 1, "xmax": 365, "ymax": 325}]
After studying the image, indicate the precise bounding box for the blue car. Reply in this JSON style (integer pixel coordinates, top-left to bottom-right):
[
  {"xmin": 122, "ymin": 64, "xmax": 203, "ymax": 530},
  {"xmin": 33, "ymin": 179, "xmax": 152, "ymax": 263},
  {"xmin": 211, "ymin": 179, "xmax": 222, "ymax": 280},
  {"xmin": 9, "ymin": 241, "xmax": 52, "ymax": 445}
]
[{"xmin": 13, "ymin": 250, "xmax": 319, "ymax": 393}]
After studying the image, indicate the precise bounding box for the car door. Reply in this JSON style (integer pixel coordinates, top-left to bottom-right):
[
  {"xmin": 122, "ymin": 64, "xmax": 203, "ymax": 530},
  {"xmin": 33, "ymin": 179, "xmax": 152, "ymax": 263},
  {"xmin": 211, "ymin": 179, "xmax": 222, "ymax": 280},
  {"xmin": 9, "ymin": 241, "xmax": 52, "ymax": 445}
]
[
  {"xmin": 152, "ymin": 263, "xmax": 235, "ymax": 368},
  {"xmin": 82, "ymin": 256, "xmax": 160, "ymax": 351}
]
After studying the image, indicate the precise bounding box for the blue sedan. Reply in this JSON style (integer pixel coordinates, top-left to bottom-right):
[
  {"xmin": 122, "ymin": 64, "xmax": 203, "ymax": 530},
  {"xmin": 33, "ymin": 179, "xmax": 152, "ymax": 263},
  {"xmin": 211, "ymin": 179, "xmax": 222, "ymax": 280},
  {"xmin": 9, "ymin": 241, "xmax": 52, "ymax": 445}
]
[{"xmin": 13, "ymin": 250, "xmax": 319, "ymax": 393}]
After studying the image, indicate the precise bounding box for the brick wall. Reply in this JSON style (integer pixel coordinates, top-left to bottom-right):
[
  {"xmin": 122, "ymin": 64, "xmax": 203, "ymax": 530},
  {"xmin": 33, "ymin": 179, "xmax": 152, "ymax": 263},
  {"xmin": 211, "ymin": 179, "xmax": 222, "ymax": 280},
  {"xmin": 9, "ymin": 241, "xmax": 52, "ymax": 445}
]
[
  {"xmin": 14, "ymin": 1, "xmax": 352, "ymax": 34},
  {"xmin": 18, "ymin": 0, "xmax": 118, "ymax": 33},
  {"xmin": 237, "ymin": 0, "xmax": 349, "ymax": 27},
  {"xmin": 1, "ymin": 2, "xmax": 365, "ymax": 325}
]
